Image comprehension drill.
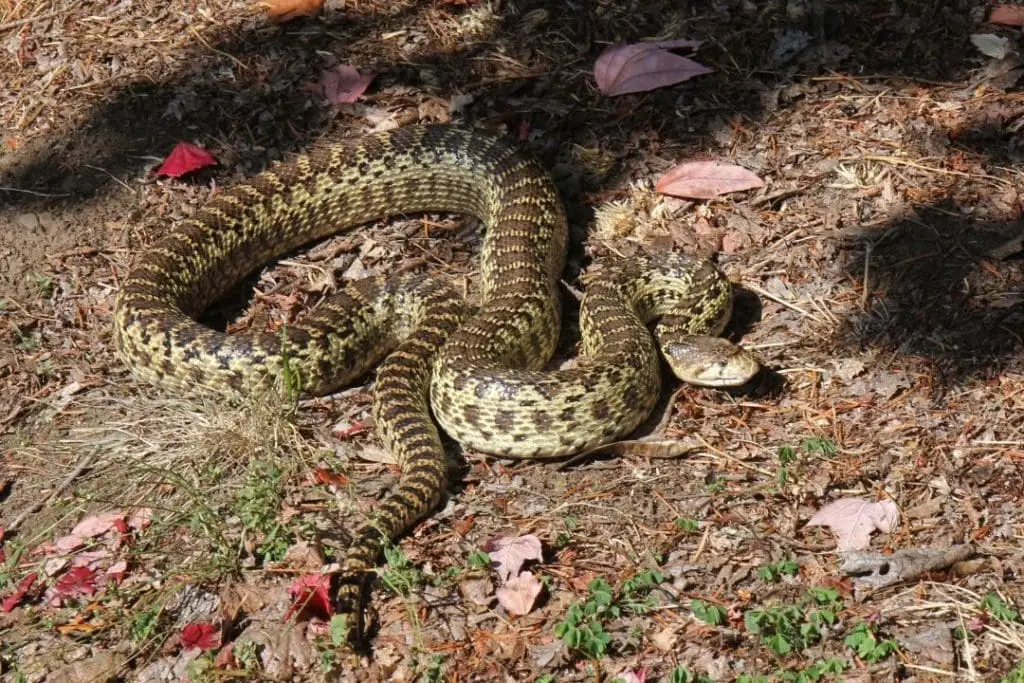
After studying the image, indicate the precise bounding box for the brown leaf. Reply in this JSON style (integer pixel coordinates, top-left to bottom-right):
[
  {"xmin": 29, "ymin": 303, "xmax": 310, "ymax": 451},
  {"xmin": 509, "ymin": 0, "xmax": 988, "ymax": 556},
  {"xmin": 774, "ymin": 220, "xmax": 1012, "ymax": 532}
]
[
  {"xmin": 805, "ymin": 498, "xmax": 899, "ymax": 551},
  {"xmin": 990, "ymin": 5, "xmax": 1024, "ymax": 26},
  {"xmin": 264, "ymin": 0, "xmax": 323, "ymax": 22},
  {"xmin": 307, "ymin": 65, "xmax": 375, "ymax": 105},
  {"xmin": 495, "ymin": 571, "xmax": 542, "ymax": 616},
  {"xmin": 656, "ymin": 160, "xmax": 765, "ymax": 200},
  {"xmin": 487, "ymin": 534, "xmax": 543, "ymax": 582},
  {"xmin": 594, "ymin": 40, "xmax": 712, "ymax": 96}
]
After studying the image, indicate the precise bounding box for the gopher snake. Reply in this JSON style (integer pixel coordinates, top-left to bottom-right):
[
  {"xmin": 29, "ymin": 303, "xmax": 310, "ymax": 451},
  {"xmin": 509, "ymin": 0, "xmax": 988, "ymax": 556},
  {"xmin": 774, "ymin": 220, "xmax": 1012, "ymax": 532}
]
[{"xmin": 113, "ymin": 124, "xmax": 758, "ymax": 634}]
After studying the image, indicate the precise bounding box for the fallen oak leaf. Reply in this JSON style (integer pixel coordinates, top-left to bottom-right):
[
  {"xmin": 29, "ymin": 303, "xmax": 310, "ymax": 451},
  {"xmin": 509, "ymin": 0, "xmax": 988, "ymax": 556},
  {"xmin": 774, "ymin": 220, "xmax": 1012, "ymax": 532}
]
[
  {"xmin": 594, "ymin": 40, "xmax": 712, "ymax": 96},
  {"xmin": 156, "ymin": 142, "xmax": 218, "ymax": 178},
  {"xmin": 806, "ymin": 497, "xmax": 899, "ymax": 551},
  {"xmin": 486, "ymin": 534, "xmax": 543, "ymax": 583},
  {"xmin": 656, "ymin": 160, "xmax": 765, "ymax": 200},
  {"xmin": 614, "ymin": 668, "xmax": 649, "ymax": 683},
  {"xmin": 52, "ymin": 566, "xmax": 99, "ymax": 600},
  {"xmin": 284, "ymin": 574, "xmax": 333, "ymax": 621},
  {"xmin": 990, "ymin": 5, "xmax": 1024, "ymax": 26},
  {"xmin": 311, "ymin": 467, "xmax": 349, "ymax": 490},
  {"xmin": 495, "ymin": 571, "xmax": 543, "ymax": 616},
  {"xmin": 70, "ymin": 511, "xmax": 125, "ymax": 539},
  {"xmin": 2, "ymin": 572, "xmax": 38, "ymax": 612},
  {"xmin": 263, "ymin": 0, "xmax": 323, "ymax": 22},
  {"xmin": 307, "ymin": 65, "xmax": 375, "ymax": 106},
  {"xmin": 181, "ymin": 621, "xmax": 221, "ymax": 651}
]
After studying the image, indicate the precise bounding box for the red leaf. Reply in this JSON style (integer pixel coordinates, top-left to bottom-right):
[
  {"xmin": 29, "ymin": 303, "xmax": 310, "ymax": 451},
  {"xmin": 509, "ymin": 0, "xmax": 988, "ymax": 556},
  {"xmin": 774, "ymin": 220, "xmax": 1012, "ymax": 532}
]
[
  {"xmin": 53, "ymin": 566, "xmax": 98, "ymax": 599},
  {"xmin": 156, "ymin": 142, "xmax": 218, "ymax": 178},
  {"xmin": 285, "ymin": 574, "xmax": 333, "ymax": 620},
  {"xmin": 656, "ymin": 160, "xmax": 765, "ymax": 200},
  {"xmin": 990, "ymin": 5, "xmax": 1024, "ymax": 26},
  {"xmin": 311, "ymin": 467, "xmax": 349, "ymax": 489},
  {"xmin": 181, "ymin": 621, "xmax": 221, "ymax": 651},
  {"xmin": 306, "ymin": 65, "xmax": 375, "ymax": 105},
  {"xmin": 331, "ymin": 420, "xmax": 366, "ymax": 439},
  {"xmin": 2, "ymin": 573, "xmax": 38, "ymax": 612},
  {"xmin": 594, "ymin": 40, "xmax": 712, "ymax": 96}
]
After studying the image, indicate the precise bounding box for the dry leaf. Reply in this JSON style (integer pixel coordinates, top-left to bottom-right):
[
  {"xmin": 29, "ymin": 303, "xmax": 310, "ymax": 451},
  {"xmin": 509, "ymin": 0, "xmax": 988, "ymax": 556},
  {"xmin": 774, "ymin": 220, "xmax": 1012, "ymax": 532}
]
[
  {"xmin": 487, "ymin": 534, "xmax": 543, "ymax": 582},
  {"xmin": 989, "ymin": 5, "xmax": 1024, "ymax": 27},
  {"xmin": 307, "ymin": 65, "xmax": 375, "ymax": 105},
  {"xmin": 156, "ymin": 143, "xmax": 218, "ymax": 178},
  {"xmin": 495, "ymin": 571, "xmax": 543, "ymax": 616},
  {"xmin": 594, "ymin": 40, "xmax": 712, "ymax": 96},
  {"xmin": 656, "ymin": 160, "xmax": 765, "ymax": 200},
  {"xmin": 806, "ymin": 498, "xmax": 899, "ymax": 551},
  {"xmin": 613, "ymin": 669, "xmax": 648, "ymax": 683},
  {"xmin": 971, "ymin": 33, "xmax": 1010, "ymax": 60},
  {"xmin": 264, "ymin": 0, "xmax": 323, "ymax": 22}
]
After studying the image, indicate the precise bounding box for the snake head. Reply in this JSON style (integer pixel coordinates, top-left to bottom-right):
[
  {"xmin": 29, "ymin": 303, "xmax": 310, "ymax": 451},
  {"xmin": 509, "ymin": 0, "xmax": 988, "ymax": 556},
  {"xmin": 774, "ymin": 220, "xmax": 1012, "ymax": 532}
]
[{"xmin": 662, "ymin": 336, "xmax": 760, "ymax": 387}]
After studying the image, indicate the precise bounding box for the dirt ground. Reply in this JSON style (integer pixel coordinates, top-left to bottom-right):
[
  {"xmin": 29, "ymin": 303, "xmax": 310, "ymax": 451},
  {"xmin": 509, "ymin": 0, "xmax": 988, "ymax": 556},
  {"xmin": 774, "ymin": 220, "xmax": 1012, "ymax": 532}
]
[{"xmin": 2, "ymin": 0, "xmax": 1024, "ymax": 681}]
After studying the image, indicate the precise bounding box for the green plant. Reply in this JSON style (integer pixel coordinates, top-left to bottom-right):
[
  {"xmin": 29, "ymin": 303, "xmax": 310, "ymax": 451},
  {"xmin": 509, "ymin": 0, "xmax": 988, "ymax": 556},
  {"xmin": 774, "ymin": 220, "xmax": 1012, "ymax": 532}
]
[
  {"xmin": 758, "ymin": 557, "xmax": 800, "ymax": 583},
  {"xmin": 233, "ymin": 460, "xmax": 291, "ymax": 563},
  {"xmin": 417, "ymin": 654, "xmax": 446, "ymax": 683},
  {"xmin": 620, "ymin": 569, "xmax": 664, "ymax": 614},
  {"xmin": 467, "ymin": 550, "xmax": 491, "ymax": 570},
  {"xmin": 30, "ymin": 273, "xmax": 54, "ymax": 298},
  {"xmin": 13, "ymin": 325, "xmax": 37, "ymax": 351},
  {"xmin": 777, "ymin": 445, "xmax": 798, "ymax": 486},
  {"xmin": 185, "ymin": 653, "xmax": 216, "ymax": 683},
  {"xmin": 674, "ymin": 517, "xmax": 699, "ymax": 533},
  {"xmin": 802, "ymin": 436, "xmax": 836, "ymax": 457},
  {"xmin": 778, "ymin": 658, "xmax": 846, "ymax": 682},
  {"xmin": 981, "ymin": 592, "xmax": 1020, "ymax": 622},
  {"xmin": 844, "ymin": 622, "xmax": 897, "ymax": 662},
  {"xmin": 1001, "ymin": 663, "xmax": 1024, "ymax": 683},
  {"xmin": 668, "ymin": 667, "xmax": 712, "ymax": 683},
  {"xmin": 705, "ymin": 475, "xmax": 726, "ymax": 494},
  {"xmin": 744, "ymin": 589, "xmax": 842, "ymax": 656},
  {"xmin": 690, "ymin": 599, "xmax": 726, "ymax": 626},
  {"xmin": 129, "ymin": 603, "xmax": 163, "ymax": 644},
  {"xmin": 278, "ymin": 326, "xmax": 304, "ymax": 405},
  {"xmin": 233, "ymin": 639, "xmax": 261, "ymax": 673},
  {"xmin": 554, "ymin": 578, "xmax": 615, "ymax": 659},
  {"xmin": 535, "ymin": 675, "xmax": 557, "ymax": 683},
  {"xmin": 379, "ymin": 543, "xmax": 421, "ymax": 597}
]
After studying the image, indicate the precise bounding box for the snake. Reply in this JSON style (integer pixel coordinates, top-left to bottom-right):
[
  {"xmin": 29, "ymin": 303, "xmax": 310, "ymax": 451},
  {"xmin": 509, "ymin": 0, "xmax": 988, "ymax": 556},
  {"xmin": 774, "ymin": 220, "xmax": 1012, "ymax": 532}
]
[{"xmin": 113, "ymin": 124, "xmax": 759, "ymax": 635}]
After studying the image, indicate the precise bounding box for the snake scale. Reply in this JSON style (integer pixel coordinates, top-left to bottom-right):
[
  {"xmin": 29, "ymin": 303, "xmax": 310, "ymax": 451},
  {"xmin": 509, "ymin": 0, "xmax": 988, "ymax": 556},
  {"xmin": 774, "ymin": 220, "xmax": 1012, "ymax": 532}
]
[{"xmin": 113, "ymin": 124, "xmax": 758, "ymax": 634}]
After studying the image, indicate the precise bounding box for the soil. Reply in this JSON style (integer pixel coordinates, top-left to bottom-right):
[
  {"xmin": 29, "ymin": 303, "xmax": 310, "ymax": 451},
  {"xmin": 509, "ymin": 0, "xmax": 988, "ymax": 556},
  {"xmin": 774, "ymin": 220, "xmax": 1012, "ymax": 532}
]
[{"xmin": 2, "ymin": 0, "xmax": 1024, "ymax": 681}]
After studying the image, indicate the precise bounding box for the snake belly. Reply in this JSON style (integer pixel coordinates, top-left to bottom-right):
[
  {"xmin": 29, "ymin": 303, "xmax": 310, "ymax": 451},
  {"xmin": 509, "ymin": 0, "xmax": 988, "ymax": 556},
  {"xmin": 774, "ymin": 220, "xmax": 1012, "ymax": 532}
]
[{"xmin": 112, "ymin": 124, "xmax": 744, "ymax": 626}]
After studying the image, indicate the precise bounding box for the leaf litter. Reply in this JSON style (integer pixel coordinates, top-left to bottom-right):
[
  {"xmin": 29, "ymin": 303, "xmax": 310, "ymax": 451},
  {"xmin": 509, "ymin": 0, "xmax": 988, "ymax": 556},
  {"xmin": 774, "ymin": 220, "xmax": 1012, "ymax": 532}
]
[{"xmin": 3, "ymin": 0, "xmax": 1024, "ymax": 680}]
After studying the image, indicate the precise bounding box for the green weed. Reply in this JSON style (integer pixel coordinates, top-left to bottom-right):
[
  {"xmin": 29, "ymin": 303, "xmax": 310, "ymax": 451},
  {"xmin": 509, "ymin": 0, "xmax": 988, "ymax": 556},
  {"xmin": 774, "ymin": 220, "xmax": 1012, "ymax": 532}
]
[{"xmin": 844, "ymin": 622, "xmax": 898, "ymax": 663}]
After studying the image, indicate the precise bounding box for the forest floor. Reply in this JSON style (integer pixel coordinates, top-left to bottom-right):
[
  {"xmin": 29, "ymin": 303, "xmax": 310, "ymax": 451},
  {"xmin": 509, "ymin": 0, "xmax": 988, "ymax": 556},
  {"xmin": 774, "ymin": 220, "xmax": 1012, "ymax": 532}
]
[{"xmin": 2, "ymin": 0, "xmax": 1024, "ymax": 681}]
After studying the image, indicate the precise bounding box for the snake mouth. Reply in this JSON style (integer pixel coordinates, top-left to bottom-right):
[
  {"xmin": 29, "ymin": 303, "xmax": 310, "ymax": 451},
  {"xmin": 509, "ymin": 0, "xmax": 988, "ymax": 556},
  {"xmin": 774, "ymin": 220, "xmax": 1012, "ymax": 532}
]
[{"xmin": 664, "ymin": 341, "xmax": 761, "ymax": 388}]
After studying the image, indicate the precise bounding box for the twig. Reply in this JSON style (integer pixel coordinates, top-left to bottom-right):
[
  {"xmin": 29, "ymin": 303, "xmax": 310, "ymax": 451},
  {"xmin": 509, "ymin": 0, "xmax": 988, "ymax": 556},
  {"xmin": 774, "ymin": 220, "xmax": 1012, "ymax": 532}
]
[
  {"xmin": 0, "ymin": 186, "xmax": 71, "ymax": 198},
  {"xmin": 0, "ymin": 10, "xmax": 63, "ymax": 32},
  {"xmin": 6, "ymin": 452, "xmax": 96, "ymax": 534},
  {"xmin": 188, "ymin": 27, "xmax": 249, "ymax": 71},
  {"xmin": 860, "ymin": 241, "xmax": 872, "ymax": 310},
  {"xmin": 742, "ymin": 282, "xmax": 814, "ymax": 319}
]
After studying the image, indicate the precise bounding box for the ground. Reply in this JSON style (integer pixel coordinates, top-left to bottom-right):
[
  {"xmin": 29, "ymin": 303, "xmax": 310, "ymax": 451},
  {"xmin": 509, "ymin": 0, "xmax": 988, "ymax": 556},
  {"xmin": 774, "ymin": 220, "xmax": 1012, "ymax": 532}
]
[{"xmin": 2, "ymin": 0, "xmax": 1024, "ymax": 681}]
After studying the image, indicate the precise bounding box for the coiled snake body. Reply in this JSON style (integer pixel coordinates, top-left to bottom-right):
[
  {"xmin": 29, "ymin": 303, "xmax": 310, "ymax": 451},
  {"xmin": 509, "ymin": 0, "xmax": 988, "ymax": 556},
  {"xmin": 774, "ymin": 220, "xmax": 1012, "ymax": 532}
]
[{"xmin": 114, "ymin": 124, "xmax": 758, "ymax": 632}]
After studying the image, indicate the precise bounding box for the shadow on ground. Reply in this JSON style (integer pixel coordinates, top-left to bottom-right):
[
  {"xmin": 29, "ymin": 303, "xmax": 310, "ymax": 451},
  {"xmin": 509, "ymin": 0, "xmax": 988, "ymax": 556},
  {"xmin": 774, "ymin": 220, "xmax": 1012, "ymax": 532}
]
[{"xmin": 2, "ymin": 0, "xmax": 1020, "ymax": 384}]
